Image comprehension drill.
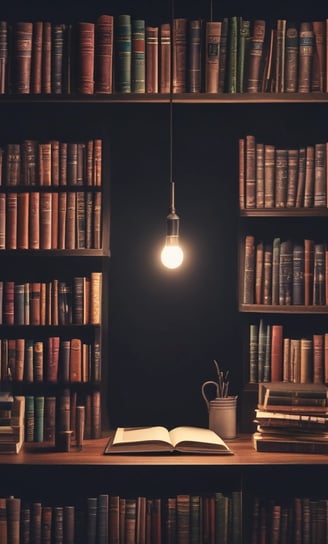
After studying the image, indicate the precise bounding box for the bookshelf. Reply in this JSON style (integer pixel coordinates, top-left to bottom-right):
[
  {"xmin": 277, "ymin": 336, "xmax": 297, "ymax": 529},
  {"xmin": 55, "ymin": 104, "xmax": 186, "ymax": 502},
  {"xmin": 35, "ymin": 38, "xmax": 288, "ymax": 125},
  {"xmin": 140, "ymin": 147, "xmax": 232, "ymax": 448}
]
[{"xmin": 0, "ymin": 0, "xmax": 328, "ymax": 541}]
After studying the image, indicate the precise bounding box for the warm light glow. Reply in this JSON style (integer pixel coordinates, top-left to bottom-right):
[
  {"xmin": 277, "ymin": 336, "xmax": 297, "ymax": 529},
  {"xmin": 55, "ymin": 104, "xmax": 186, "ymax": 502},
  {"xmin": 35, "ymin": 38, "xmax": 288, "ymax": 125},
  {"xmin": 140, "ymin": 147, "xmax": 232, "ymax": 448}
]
[{"xmin": 161, "ymin": 237, "xmax": 184, "ymax": 269}]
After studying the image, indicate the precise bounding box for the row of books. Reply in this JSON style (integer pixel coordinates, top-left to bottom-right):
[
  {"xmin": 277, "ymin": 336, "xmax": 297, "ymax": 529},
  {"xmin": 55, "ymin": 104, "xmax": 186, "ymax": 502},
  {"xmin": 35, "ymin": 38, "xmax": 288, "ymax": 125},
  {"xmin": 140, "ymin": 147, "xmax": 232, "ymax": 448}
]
[
  {"xmin": 242, "ymin": 236, "xmax": 327, "ymax": 306},
  {"xmin": 0, "ymin": 336, "xmax": 101, "ymax": 383},
  {"xmin": 250, "ymin": 495, "xmax": 328, "ymax": 543},
  {"xmin": 0, "ymin": 273, "xmax": 103, "ymax": 326},
  {"xmin": 0, "ymin": 491, "xmax": 241, "ymax": 543},
  {"xmin": 24, "ymin": 389, "xmax": 101, "ymax": 443},
  {"xmin": 253, "ymin": 382, "xmax": 328, "ymax": 453},
  {"xmin": 239, "ymin": 136, "xmax": 328, "ymax": 209},
  {"xmin": 249, "ymin": 320, "xmax": 328, "ymax": 384},
  {"xmin": 0, "ymin": 139, "xmax": 102, "ymax": 186},
  {"xmin": 0, "ymin": 190, "xmax": 102, "ymax": 250},
  {"xmin": 0, "ymin": 17, "xmax": 326, "ymax": 95}
]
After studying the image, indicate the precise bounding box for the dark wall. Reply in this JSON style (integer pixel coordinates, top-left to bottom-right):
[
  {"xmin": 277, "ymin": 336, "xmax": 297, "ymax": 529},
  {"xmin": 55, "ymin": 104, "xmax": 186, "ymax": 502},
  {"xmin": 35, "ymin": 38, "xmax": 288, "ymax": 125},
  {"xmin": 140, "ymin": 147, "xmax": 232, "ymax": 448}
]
[{"xmin": 2, "ymin": 0, "xmax": 328, "ymax": 431}]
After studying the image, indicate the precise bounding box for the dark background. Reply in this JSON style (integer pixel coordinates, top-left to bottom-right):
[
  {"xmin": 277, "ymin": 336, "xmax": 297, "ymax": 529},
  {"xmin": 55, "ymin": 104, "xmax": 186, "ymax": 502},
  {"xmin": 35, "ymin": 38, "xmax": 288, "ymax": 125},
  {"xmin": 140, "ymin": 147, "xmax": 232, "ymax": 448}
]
[{"xmin": 2, "ymin": 0, "xmax": 328, "ymax": 432}]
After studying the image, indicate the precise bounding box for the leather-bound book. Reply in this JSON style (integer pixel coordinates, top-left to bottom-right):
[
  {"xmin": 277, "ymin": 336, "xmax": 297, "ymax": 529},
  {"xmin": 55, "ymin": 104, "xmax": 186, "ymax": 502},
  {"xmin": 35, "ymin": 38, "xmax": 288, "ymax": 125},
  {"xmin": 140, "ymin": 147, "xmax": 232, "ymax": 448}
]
[
  {"xmin": 131, "ymin": 19, "xmax": 146, "ymax": 93},
  {"xmin": 146, "ymin": 26, "xmax": 159, "ymax": 93},
  {"xmin": 70, "ymin": 338, "xmax": 82, "ymax": 382},
  {"xmin": 95, "ymin": 15, "xmax": 114, "ymax": 94},
  {"xmin": 51, "ymin": 24, "xmax": 66, "ymax": 94},
  {"xmin": 5, "ymin": 144, "xmax": 21, "ymax": 186},
  {"xmin": 205, "ymin": 21, "xmax": 221, "ymax": 93},
  {"xmin": 29, "ymin": 191, "xmax": 40, "ymax": 249},
  {"xmin": 188, "ymin": 19, "xmax": 203, "ymax": 93},
  {"xmin": 115, "ymin": 14, "xmax": 132, "ymax": 93},
  {"xmin": 42, "ymin": 22, "xmax": 51, "ymax": 94},
  {"xmin": 246, "ymin": 20, "xmax": 266, "ymax": 93},
  {"xmin": 298, "ymin": 21, "xmax": 314, "ymax": 93},
  {"xmin": 172, "ymin": 18, "xmax": 187, "ymax": 93},
  {"xmin": 31, "ymin": 21, "xmax": 43, "ymax": 94},
  {"xmin": 46, "ymin": 336, "xmax": 60, "ymax": 382},
  {"xmin": 93, "ymin": 139, "xmax": 102, "ymax": 186},
  {"xmin": 65, "ymin": 191, "xmax": 76, "ymax": 249},
  {"xmin": 0, "ymin": 21, "xmax": 8, "ymax": 94},
  {"xmin": 17, "ymin": 192, "xmax": 29, "ymax": 249},
  {"xmin": 0, "ymin": 193, "xmax": 5, "ymax": 249},
  {"xmin": 21, "ymin": 139, "xmax": 38, "ymax": 185},
  {"xmin": 77, "ymin": 22, "xmax": 95, "ymax": 94},
  {"xmin": 39, "ymin": 142, "xmax": 51, "ymax": 186},
  {"xmin": 12, "ymin": 22, "xmax": 33, "ymax": 93},
  {"xmin": 3, "ymin": 281, "xmax": 15, "ymax": 325},
  {"xmin": 6, "ymin": 192, "xmax": 17, "ymax": 250},
  {"xmin": 160, "ymin": 23, "xmax": 171, "ymax": 93},
  {"xmin": 40, "ymin": 192, "xmax": 52, "ymax": 249}
]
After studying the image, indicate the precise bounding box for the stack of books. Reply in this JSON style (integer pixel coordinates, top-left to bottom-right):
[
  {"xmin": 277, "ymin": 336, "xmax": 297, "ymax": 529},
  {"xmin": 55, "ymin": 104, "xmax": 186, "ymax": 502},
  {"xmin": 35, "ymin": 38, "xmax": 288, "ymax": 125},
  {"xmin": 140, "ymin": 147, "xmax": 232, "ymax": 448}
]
[
  {"xmin": 252, "ymin": 382, "xmax": 328, "ymax": 453},
  {"xmin": 0, "ymin": 393, "xmax": 25, "ymax": 454}
]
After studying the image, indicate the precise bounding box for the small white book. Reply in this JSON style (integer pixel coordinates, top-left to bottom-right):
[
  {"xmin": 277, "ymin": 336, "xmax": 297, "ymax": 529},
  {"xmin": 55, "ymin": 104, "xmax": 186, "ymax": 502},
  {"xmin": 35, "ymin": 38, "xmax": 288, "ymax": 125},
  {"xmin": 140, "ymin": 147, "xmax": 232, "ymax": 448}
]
[{"xmin": 104, "ymin": 426, "xmax": 234, "ymax": 455}]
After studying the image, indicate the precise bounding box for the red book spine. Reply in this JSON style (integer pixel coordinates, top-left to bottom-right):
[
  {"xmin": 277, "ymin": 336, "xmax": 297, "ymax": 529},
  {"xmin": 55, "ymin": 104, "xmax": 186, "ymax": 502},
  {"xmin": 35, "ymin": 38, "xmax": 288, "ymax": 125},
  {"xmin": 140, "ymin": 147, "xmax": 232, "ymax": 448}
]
[
  {"xmin": 17, "ymin": 192, "xmax": 29, "ymax": 249},
  {"xmin": 13, "ymin": 22, "xmax": 33, "ymax": 94},
  {"xmin": 31, "ymin": 21, "xmax": 43, "ymax": 94},
  {"xmin": 77, "ymin": 22, "xmax": 95, "ymax": 94},
  {"xmin": 271, "ymin": 324, "xmax": 283, "ymax": 381},
  {"xmin": 95, "ymin": 15, "xmax": 113, "ymax": 93},
  {"xmin": 42, "ymin": 22, "xmax": 52, "ymax": 94}
]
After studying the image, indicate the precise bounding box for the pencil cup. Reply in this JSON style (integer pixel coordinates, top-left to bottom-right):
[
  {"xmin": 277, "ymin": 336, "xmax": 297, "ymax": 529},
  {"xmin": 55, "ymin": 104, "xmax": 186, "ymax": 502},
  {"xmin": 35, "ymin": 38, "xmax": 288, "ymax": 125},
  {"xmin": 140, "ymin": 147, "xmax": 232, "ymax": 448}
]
[{"xmin": 201, "ymin": 381, "xmax": 237, "ymax": 440}]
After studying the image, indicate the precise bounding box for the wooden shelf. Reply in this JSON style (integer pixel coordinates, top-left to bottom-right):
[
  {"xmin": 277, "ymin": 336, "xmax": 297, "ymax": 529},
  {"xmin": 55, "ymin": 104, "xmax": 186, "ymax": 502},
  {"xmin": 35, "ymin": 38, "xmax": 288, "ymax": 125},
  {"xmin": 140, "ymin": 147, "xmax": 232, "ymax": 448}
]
[
  {"xmin": 1, "ymin": 435, "xmax": 328, "ymax": 466},
  {"xmin": 0, "ymin": 93, "xmax": 328, "ymax": 104},
  {"xmin": 239, "ymin": 304, "xmax": 328, "ymax": 314}
]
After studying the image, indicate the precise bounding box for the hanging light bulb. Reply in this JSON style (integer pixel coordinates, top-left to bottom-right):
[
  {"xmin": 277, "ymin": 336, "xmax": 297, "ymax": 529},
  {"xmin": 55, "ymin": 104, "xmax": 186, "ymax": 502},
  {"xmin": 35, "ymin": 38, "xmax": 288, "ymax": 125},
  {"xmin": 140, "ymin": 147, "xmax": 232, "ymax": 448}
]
[
  {"xmin": 161, "ymin": 181, "xmax": 184, "ymax": 269},
  {"xmin": 160, "ymin": 64, "xmax": 184, "ymax": 270}
]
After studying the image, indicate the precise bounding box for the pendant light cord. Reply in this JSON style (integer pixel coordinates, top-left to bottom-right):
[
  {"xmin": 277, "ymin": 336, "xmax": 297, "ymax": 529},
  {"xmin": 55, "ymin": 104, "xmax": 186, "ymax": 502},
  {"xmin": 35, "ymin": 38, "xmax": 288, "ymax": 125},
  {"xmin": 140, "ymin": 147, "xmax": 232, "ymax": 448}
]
[{"xmin": 169, "ymin": 0, "xmax": 175, "ymax": 213}]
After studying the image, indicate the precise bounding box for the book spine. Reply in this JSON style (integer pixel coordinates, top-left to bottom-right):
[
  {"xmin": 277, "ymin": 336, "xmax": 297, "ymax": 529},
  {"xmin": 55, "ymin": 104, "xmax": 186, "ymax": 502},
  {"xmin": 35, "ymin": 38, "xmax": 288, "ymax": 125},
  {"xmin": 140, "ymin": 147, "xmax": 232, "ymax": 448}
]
[{"xmin": 95, "ymin": 15, "xmax": 114, "ymax": 94}]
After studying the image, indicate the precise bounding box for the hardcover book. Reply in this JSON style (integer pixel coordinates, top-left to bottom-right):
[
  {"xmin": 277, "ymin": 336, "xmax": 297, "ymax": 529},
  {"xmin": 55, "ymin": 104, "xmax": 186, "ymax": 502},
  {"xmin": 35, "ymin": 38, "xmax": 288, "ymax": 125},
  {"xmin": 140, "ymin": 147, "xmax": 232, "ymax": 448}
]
[{"xmin": 104, "ymin": 426, "xmax": 233, "ymax": 454}]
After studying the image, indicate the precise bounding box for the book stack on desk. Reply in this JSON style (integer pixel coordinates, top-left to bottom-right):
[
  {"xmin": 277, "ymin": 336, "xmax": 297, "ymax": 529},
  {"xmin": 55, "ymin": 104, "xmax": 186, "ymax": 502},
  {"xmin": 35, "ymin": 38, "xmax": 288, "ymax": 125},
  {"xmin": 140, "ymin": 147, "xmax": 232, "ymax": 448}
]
[
  {"xmin": 252, "ymin": 382, "xmax": 328, "ymax": 453},
  {"xmin": 0, "ymin": 393, "xmax": 25, "ymax": 454}
]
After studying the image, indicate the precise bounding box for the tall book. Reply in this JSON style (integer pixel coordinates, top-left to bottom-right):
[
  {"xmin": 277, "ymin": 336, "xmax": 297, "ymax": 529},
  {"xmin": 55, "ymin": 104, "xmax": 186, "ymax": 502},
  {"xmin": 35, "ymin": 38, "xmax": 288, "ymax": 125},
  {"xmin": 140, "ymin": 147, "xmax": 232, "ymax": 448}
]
[
  {"xmin": 115, "ymin": 14, "xmax": 132, "ymax": 93},
  {"xmin": 131, "ymin": 19, "xmax": 145, "ymax": 93},
  {"xmin": 311, "ymin": 20, "xmax": 325, "ymax": 92},
  {"xmin": 227, "ymin": 16, "xmax": 238, "ymax": 93},
  {"xmin": 31, "ymin": 21, "xmax": 43, "ymax": 94},
  {"xmin": 172, "ymin": 18, "xmax": 187, "ymax": 93},
  {"xmin": 159, "ymin": 23, "xmax": 171, "ymax": 93},
  {"xmin": 271, "ymin": 324, "xmax": 283, "ymax": 381},
  {"xmin": 298, "ymin": 21, "xmax": 314, "ymax": 93},
  {"xmin": 0, "ymin": 21, "xmax": 8, "ymax": 94},
  {"xmin": 76, "ymin": 22, "xmax": 95, "ymax": 94},
  {"xmin": 246, "ymin": 20, "xmax": 266, "ymax": 93},
  {"xmin": 205, "ymin": 21, "xmax": 221, "ymax": 93},
  {"xmin": 95, "ymin": 15, "xmax": 114, "ymax": 94},
  {"xmin": 242, "ymin": 235, "xmax": 255, "ymax": 304},
  {"xmin": 188, "ymin": 20, "xmax": 203, "ymax": 93},
  {"xmin": 146, "ymin": 26, "xmax": 159, "ymax": 93},
  {"xmin": 12, "ymin": 22, "xmax": 33, "ymax": 94},
  {"xmin": 285, "ymin": 22, "xmax": 298, "ymax": 92},
  {"xmin": 51, "ymin": 24, "xmax": 66, "ymax": 94},
  {"xmin": 274, "ymin": 19, "xmax": 287, "ymax": 92}
]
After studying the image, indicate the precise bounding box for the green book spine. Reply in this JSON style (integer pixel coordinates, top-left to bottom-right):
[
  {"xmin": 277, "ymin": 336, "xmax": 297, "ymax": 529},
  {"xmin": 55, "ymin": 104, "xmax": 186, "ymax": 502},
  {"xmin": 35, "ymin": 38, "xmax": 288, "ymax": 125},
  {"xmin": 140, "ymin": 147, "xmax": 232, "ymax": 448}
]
[
  {"xmin": 227, "ymin": 16, "xmax": 238, "ymax": 93},
  {"xmin": 249, "ymin": 323, "xmax": 259, "ymax": 383},
  {"xmin": 132, "ymin": 19, "xmax": 145, "ymax": 93},
  {"xmin": 34, "ymin": 395, "xmax": 44, "ymax": 442},
  {"xmin": 116, "ymin": 14, "xmax": 132, "ymax": 93},
  {"xmin": 237, "ymin": 18, "xmax": 250, "ymax": 92},
  {"xmin": 25, "ymin": 395, "xmax": 34, "ymax": 442}
]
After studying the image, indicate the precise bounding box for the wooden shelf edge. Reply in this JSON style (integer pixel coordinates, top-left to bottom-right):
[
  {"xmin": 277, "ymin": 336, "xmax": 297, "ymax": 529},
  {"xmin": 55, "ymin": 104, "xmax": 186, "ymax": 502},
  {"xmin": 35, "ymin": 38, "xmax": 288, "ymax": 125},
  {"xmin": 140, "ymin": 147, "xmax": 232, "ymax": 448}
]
[{"xmin": 1, "ymin": 435, "xmax": 328, "ymax": 466}]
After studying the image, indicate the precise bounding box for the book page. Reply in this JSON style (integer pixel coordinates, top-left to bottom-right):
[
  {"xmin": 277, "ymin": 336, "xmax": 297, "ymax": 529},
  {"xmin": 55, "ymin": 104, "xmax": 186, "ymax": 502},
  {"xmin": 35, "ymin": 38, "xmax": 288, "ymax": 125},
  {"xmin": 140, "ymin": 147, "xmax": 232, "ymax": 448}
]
[
  {"xmin": 113, "ymin": 426, "xmax": 171, "ymax": 446},
  {"xmin": 169, "ymin": 426, "xmax": 228, "ymax": 448}
]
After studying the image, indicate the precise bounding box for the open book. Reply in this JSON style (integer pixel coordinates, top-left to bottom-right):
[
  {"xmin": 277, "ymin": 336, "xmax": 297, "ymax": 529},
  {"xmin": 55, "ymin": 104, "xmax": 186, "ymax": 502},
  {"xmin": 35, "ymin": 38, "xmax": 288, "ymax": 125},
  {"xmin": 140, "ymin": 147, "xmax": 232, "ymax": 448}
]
[{"xmin": 104, "ymin": 426, "xmax": 234, "ymax": 455}]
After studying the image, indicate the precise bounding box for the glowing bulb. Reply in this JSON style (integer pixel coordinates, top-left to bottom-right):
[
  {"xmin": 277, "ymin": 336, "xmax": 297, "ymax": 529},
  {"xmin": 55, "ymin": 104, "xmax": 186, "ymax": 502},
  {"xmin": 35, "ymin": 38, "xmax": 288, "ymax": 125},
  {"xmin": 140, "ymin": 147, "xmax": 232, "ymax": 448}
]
[{"xmin": 161, "ymin": 237, "xmax": 184, "ymax": 269}]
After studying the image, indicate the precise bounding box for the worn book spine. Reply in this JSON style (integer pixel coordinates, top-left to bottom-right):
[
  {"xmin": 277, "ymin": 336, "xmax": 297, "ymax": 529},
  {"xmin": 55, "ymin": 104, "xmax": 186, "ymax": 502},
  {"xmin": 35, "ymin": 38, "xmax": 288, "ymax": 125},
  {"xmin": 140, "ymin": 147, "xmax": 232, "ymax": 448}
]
[
  {"xmin": 285, "ymin": 22, "xmax": 298, "ymax": 92},
  {"xmin": 13, "ymin": 22, "xmax": 33, "ymax": 94},
  {"xmin": 275, "ymin": 148, "xmax": 288, "ymax": 207},
  {"xmin": 246, "ymin": 20, "xmax": 266, "ymax": 93},
  {"xmin": 286, "ymin": 148, "xmax": 298, "ymax": 207},
  {"xmin": 245, "ymin": 135, "xmax": 256, "ymax": 208},
  {"xmin": 17, "ymin": 192, "xmax": 29, "ymax": 250},
  {"xmin": 188, "ymin": 20, "xmax": 203, "ymax": 93},
  {"xmin": 95, "ymin": 15, "xmax": 114, "ymax": 94},
  {"xmin": 255, "ymin": 142, "xmax": 264, "ymax": 208},
  {"xmin": 298, "ymin": 21, "xmax": 314, "ymax": 93},
  {"xmin": 131, "ymin": 19, "xmax": 145, "ymax": 93},
  {"xmin": 274, "ymin": 19, "xmax": 287, "ymax": 93},
  {"xmin": 237, "ymin": 18, "xmax": 250, "ymax": 93},
  {"xmin": 218, "ymin": 18, "xmax": 228, "ymax": 92},
  {"xmin": 264, "ymin": 144, "xmax": 275, "ymax": 208},
  {"xmin": 115, "ymin": 14, "xmax": 132, "ymax": 93},
  {"xmin": 243, "ymin": 235, "xmax": 255, "ymax": 304},
  {"xmin": 292, "ymin": 242, "xmax": 304, "ymax": 305},
  {"xmin": 51, "ymin": 24, "xmax": 65, "ymax": 94},
  {"xmin": 42, "ymin": 22, "xmax": 51, "ymax": 94},
  {"xmin": 311, "ymin": 20, "xmax": 325, "ymax": 92},
  {"xmin": 6, "ymin": 192, "xmax": 17, "ymax": 249},
  {"xmin": 271, "ymin": 324, "xmax": 283, "ymax": 381},
  {"xmin": 205, "ymin": 21, "xmax": 221, "ymax": 93},
  {"xmin": 77, "ymin": 22, "xmax": 95, "ymax": 94},
  {"xmin": 160, "ymin": 23, "xmax": 171, "ymax": 93},
  {"xmin": 146, "ymin": 26, "xmax": 158, "ymax": 93},
  {"xmin": 0, "ymin": 21, "xmax": 8, "ymax": 95},
  {"xmin": 70, "ymin": 338, "xmax": 82, "ymax": 382},
  {"xmin": 314, "ymin": 142, "xmax": 326, "ymax": 207},
  {"xmin": 31, "ymin": 21, "xmax": 43, "ymax": 94},
  {"xmin": 172, "ymin": 18, "xmax": 187, "ymax": 93}
]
